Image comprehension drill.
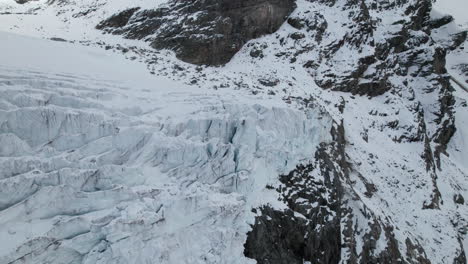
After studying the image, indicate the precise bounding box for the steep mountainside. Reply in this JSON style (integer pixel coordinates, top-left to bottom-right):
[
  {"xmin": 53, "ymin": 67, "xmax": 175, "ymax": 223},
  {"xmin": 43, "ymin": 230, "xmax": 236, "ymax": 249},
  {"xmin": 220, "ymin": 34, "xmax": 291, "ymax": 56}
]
[{"xmin": 0, "ymin": 0, "xmax": 467, "ymax": 263}]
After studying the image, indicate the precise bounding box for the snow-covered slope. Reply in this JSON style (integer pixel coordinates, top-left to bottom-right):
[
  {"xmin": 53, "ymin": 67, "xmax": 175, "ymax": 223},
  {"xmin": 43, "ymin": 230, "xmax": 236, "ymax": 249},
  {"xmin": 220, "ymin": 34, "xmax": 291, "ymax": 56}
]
[
  {"xmin": 433, "ymin": 0, "xmax": 468, "ymax": 30},
  {"xmin": 0, "ymin": 0, "xmax": 467, "ymax": 263}
]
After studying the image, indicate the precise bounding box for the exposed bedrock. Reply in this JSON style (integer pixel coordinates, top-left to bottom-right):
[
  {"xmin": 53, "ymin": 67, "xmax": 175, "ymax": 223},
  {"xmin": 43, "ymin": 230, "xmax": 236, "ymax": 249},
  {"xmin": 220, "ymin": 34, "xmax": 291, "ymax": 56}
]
[
  {"xmin": 96, "ymin": 0, "xmax": 296, "ymax": 65},
  {"xmin": 244, "ymin": 122, "xmax": 433, "ymax": 264},
  {"xmin": 244, "ymin": 122, "xmax": 345, "ymax": 264},
  {"xmin": 14, "ymin": 0, "xmax": 37, "ymax": 4}
]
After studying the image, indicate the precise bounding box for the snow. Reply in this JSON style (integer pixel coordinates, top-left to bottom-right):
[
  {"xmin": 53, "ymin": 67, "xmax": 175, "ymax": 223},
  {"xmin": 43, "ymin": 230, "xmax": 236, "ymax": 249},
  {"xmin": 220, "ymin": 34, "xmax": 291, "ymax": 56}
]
[
  {"xmin": 0, "ymin": 31, "xmax": 331, "ymax": 263},
  {"xmin": 0, "ymin": 0, "xmax": 467, "ymax": 263},
  {"xmin": 433, "ymin": 0, "xmax": 468, "ymax": 29}
]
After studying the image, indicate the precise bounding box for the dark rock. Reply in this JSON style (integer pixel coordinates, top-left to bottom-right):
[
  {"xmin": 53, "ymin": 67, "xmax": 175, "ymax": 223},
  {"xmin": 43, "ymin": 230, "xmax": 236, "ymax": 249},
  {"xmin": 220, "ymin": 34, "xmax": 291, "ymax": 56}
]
[
  {"xmin": 250, "ymin": 49, "xmax": 263, "ymax": 58},
  {"xmin": 258, "ymin": 78, "xmax": 279, "ymax": 87},
  {"xmin": 454, "ymin": 238, "xmax": 467, "ymax": 264},
  {"xmin": 454, "ymin": 194, "xmax": 465, "ymax": 205},
  {"xmin": 287, "ymin": 17, "xmax": 306, "ymax": 30},
  {"xmin": 245, "ymin": 122, "xmax": 345, "ymax": 264},
  {"xmin": 14, "ymin": 0, "xmax": 37, "ymax": 4},
  {"xmin": 245, "ymin": 121, "xmax": 411, "ymax": 263},
  {"xmin": 303, "ymin": 60, "xmax": 318, "ymax": 69},
  {"xmin": 97, "ymin": 0, "xmax": 296, "ymax": 66},
  {"xmin": 405, "ymin": 238, "xmax": 431, "ymax": 264},
  {"xmin": 432, "ymin": 47, "xmax": 447, "ymax": 74},
  {"xmin": 245, "ymin": 157, "xmax": 342, "ymax": 264},
  {"xmin": 173, "ymin": 64, "xmax": 185, "ymax": 71},
  {"xmin": 287, "ymin": 12, "xmax": 327, "ymax": 42},
  {"xmin": 96, "ymin": 7, "xmax": 141, "ymax": 30},
  {"xmin": 359, "ymin": 224, "xmax": 405, "ymax": 264},
  {"xmin": 250, "ymin": 46, "xmax": 265, "ymax": 58},
  {"xmin": 315, "ymin": 54, "xmax": 391, "ymax": 97},
  {"xmin": 244, "ymin": 206, "xmax": 308, "ymax": 264},
  {"xmin": 427, "ymin": 15, "xmax": 454, "ymax": 29},
  {"xmin": 432, "ymin": 74, "xmax": 456, "ymax": 170},
  {"xmin": 49, "ymin": 37, "xmax": 67, "ymax": 42},
  {"xmin": 406, "ymin": 0, "xmax": 431, "ymax": 31},
  {"xmin": 290, "ymin": 32, "xmax": 305, "ymax": 40},
  {"xmin": 457, "ymin": 64, "xmax": 468, "ymax": 76},
  {"xmin": 72, "ymin": 8, "xmax": 98, "ymax": 18},
  {"xmin": 450, "ymin": 31, "xmax": 467, "ymax": 50}
]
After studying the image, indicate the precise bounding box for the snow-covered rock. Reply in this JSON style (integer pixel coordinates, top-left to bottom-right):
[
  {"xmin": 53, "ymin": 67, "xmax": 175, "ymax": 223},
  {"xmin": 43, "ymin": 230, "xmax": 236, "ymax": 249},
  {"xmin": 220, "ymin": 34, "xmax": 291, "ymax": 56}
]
[{"xmin": 0, "ymin": 0, "xmax": 467, "ymax": 263}]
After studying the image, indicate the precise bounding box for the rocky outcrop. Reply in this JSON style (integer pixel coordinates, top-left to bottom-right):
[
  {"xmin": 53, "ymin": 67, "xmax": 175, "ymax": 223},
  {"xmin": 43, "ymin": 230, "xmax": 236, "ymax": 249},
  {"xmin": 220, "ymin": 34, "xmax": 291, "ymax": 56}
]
[
  {"xmin": 244, "ymin": 120, "xmax": 433, "ymax": 263},
  {"xmin": 97, "ymin": 0, "xmax": 296, "ymax": 65},
  {"xmin": 427, "ymin": 15, "xmax": 454, "ymax": 29},
  {"xmin": 14, "ymin": 0, "xmax": 37, "ymax": 4},
  {"xmin": 244, "ymin": 117, "xmax": 437, "ymax": 263},
  {"xmin": 245, "ymin": 122, "xmax": 345, "ymax": 264},
  {"xmin": 96, "ymin": 7, "xmax": 140, "ymax": 29}
]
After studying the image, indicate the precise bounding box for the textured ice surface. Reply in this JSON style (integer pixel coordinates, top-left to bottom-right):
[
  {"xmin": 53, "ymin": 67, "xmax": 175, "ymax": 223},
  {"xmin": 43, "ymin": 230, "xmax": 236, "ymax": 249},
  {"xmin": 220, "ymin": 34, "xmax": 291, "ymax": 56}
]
[{"xmin": 0, "ymin": 32, "xmax": 331, "ymax": 264}]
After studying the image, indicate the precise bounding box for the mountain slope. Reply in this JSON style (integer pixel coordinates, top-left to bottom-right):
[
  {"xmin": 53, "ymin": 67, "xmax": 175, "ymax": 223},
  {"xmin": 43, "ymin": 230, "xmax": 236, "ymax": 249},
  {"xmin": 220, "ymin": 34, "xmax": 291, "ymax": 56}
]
[{"xmin": 0, "ymin": 0, "xmax": 467, "ymax": 263}]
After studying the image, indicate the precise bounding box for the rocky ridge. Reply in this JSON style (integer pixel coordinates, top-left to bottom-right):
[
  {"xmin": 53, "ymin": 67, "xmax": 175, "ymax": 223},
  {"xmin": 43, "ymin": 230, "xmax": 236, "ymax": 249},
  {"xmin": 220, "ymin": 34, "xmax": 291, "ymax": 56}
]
[{"xmin": 96, "ymin": 0, "xmax": 296, "ymax": 65}]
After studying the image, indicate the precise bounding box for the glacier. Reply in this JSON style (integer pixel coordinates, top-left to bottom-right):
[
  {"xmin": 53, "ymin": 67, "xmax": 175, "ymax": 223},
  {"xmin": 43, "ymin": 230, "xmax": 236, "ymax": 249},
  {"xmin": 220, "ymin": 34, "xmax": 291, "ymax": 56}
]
[{"xmin": 0, "ymin": 32, "xmax": 331, "ymax": 263}]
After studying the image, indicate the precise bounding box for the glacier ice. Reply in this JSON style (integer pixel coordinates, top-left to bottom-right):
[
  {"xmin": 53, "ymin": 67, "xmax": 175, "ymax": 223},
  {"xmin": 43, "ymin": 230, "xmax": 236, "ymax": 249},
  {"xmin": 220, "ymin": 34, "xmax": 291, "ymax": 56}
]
[{"xmin": 0, "ymin": 32, "xmax": 332, "ymax": 264}]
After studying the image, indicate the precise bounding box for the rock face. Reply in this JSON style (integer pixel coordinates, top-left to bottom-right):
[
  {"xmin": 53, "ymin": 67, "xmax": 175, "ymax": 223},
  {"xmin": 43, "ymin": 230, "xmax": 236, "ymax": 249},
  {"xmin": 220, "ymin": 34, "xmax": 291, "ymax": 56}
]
[
  {"xmin": 245, "ymin": 123, "xmax": 344, "ymax": 264},
  {"xmin": 96, "ymin": 0, "xmax": 296, "ymax": 65},
  {"xmin": 14, "ymin": 0, "xmax": 36, "ymax": 4},
  {"xmin": 242, "ymin": 0, "xmax": 467, "ymax": 262},
  {"xmin": 245, "ymin": 121, "xmax": 433, "ymax": 264}
]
